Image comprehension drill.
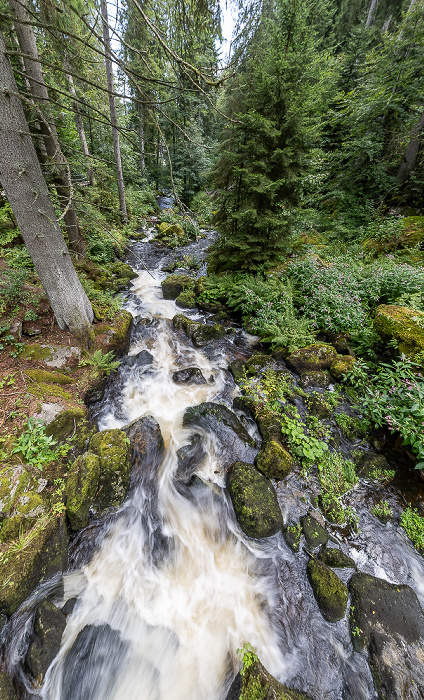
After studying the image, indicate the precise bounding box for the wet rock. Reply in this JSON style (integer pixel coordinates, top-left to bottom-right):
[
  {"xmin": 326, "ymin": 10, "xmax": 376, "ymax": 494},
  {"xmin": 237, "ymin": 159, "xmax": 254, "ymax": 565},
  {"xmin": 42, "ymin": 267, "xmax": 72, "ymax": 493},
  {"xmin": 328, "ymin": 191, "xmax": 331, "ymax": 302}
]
[
  {"xmin": 26, "ymin": 600, "xmax": 66, "ymax": 681},
  {"xmin": 301, "ymin": 514, "xmax": 328, "ymax": 548},
  {"xmin": 306, "ymin": 393, "xmax": 332, "ymax": 419},
  {"xmin": 124, "ymin": 349, "xmax": 154, "ymax": 368},
  {"xmin": 183, "ymin": 402, "xmax": 256, "ymax": 467},
  {"xmin": 227, "ymin": 462, "xmax": 282, "ymax": 538},
  {"xmin": 0, "ymin": 671, "xmax": 16, "ymax": 700},
  {"xmin": 65, "ymin": 452, "xmax": 101, "ymax": 531},
  {"xmin": 192, "ymin": 323, "xmax": 226, "ymax": 347},
  {"xmin": 307, "ymin": 558, "xmax": 348, "ymax": 623},
  {"xmin": 0, "ymin": 516, "xmax": 68, "ymax": 616},
  {"xmin": 175, "ymin": 434, "xmax": 206, "ymax": 484},
  {"xmin": 161, "ymin": 274, "xmax": 193, "ymax": 300},
  {"xmin": 318, "ymin": 546, "xmax": 356, "ymax": 569},
  {"xmin": 106, "ymin": 310, "xmax": 133, "ymax": 357},
  {"xmin": 244, "ymin": 354, "xmax": 270, "ymax": 376},
  {"xmin": 89, "ymin": 429, "xmax": 131, "ymax": 511},
  {"xmin": 172, "ymin": 313, "xmax": 199, "ymax": 339},
  {"xmin": 283, "ymin": 523, "xmax": 302, "ymax": 552},
  {"xmin": 329, "ymin": 355, "xmax": 355, "ymax": 379},
  {"xmin": 229, "ymin": 359, "xmax": 245, "ymax": 383},
  {"xmin": 175, "ymin": 289, "xmax": 197, "ymax": 309},
  {"xmin": 286, "ymin": 343, "xmax": 338, "ymax": 374},
  {"xmin": 124, "ymin": 416, "xmax": 164, "ymax": 490},
  {"xmin": 325, "ymin": 332, "xmax": 354, "ymax": 356},
  {"xmin": 357, "ymin": 453, "xmax": 392, "ymax": 479},
  {"xmin": 84, "ymin": 376, "xmax": 108, "ymax": 406},
  {"xmin": 255, "ymin": 411, "xmax": 283, "ymax": 442},
  {"xmin": 156, "ymin": 222, "xmax": 185, "ymax": 246},
  {"xmin": 299, "ymin": 370, "xmax": 331, "ymax": 389},
  {"xmin": 374, "ymin": 304, "xmax": 424, "ymax": 359},
  {"xmin": 226, "ymin": 657, "xmax": 312, "ymax": 700},
  {"xmin": 256, "ymin": 440, "xmax": 293, "ymax": 480},
  {"xmin": 172, "ymin": 367, "xmax": 207, "ymax": 385},
  {"xmin": 349, "ymin": 573, "xmax": 424, "ymax": 699}
]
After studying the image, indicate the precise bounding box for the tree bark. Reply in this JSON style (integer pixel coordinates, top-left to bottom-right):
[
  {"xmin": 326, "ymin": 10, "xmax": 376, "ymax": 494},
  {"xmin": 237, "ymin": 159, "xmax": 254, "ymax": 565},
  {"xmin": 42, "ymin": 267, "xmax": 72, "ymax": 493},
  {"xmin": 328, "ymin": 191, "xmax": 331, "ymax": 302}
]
[
  {"xmin": 397, "ymin": 107, "xmax": 424, "ymax": 186},
  {"xmin": 137, "ymin": 94, "xmax": 145, "ymax": 174},
  {"xmin": 0, "ymin": 29, "xmax": 94, "ymax": 343},
  {"xmin": 100, "ymin": 0, "xmax": 128, "ymax": 223},
  {"xmin": 8, "ymin": 0, "xmax": 85, "ymax": 256},
  {"xmin": 65, "ymin": 71, "xmax": 96, "ymax": 187},
  {"xmin": 365, "ymin": 0, "xmax": 379, "ymax": 27}
]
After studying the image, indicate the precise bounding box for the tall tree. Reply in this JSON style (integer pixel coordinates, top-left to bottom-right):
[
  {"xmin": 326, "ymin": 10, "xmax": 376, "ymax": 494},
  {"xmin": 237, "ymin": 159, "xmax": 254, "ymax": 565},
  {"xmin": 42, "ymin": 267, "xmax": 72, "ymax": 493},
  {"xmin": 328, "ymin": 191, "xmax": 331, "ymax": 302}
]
[{"xmin": 0, "ymin": 28, "xmax": 94, "ymax": 342}]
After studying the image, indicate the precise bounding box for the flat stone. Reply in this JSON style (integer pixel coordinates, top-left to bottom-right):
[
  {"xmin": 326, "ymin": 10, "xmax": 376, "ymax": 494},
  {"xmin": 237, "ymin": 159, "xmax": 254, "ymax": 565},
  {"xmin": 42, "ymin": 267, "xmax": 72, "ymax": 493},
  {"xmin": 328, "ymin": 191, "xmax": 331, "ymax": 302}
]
[
  {"xmin": 43, "ymin": 345, "xmax": 81, "ymax": 368},
  {"xmin": 33, "ymin": 402, "xmax": 65, "ymax": 424}
]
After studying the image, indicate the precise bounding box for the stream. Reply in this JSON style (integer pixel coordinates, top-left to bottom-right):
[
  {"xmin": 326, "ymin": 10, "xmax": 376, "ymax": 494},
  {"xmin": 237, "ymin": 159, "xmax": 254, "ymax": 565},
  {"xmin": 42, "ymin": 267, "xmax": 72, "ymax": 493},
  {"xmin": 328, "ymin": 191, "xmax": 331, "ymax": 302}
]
[{"xmin": 7, "ymin": 220, "xmax": 424, "ymax": 699}]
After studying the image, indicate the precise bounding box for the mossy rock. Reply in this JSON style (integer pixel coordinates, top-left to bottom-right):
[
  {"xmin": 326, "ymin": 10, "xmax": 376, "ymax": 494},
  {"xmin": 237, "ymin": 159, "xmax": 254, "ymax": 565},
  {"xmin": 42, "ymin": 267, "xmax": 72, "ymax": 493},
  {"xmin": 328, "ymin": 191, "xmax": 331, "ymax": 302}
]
[
  {"xmin": 256, "ymin": 440, "xmax": 293, "ymax": 480},
  {"xmin": 25, "ymin": 600, "xmax": 66, "ymax": 681},
  {"xmin": 0, "ymin": 516, "xmax": 68, "ymax": 616},
  {"xmin": 0, "ymin": 671, "xmax": 16, "ymax": 700},
  {"xmin": 89, "ymin": 429, "xmax": 131, "ymax": 511},
  {"xmin": 20, "ymin": 344, "xmax": 51, "ymax": 361},
  {"xmin": 374, "ymin": 304, "xmax": 424, "ymax": 358},
  {"xmin": 401, "ymin": 216, "xmax": 424, "ymax": 246},
  {"xmin": 307, "ymin": 558, "xmax": 348, "ymax": 623},
  {"xmin": 25, "ymin": 369, "xmax": 74, "ymax": 385},
  {"xmin": 172, "ymin": 313, "xmax": 199, "ymax": 338},
  {"xmin": 175, "ymin": 289, "xmax": 197, "ymax": 309},
  {"xmin": 283, "ymin": 523, "xmax": 302, "ymax": 553},
  {"xmin": 301, "ymin": 514, "xmax": 328, "ymax": 548},
  {"xmin": 227, "ymin": 462, "xmax": 282, "ymax": 539},
  {"xmin": 107, "ymin": 310, "xmax": 132, "ymax": 356},
  {"xmin": 306, "ymin": 394, "xmax": 332, "ymax": 419},
  {"xmin": 192, "ymin": 323, "xmax": 226, "ymax": 347},
  {"xmin": 28, "ymin": 382, "xmax": 73, "ymax": 402},
  {"xmin": 109, "ymin": 260, "xmax": 138, "ymax": 283},
  {"xmin": 229, "ymin": 359, "xmax": 246, "ymax": 383},
  {"xmin": 255, "ymin": 411, "xmax": 284, "ymax": 442},
  {"xmin": 356, "ymin": 453, "xmax": 392, "ymax": 479},
  {"xmin": 299, "ymin": 371, "xmax": 331, "ymax": 389},
  {"xmin": 318, "ymin": 546, "xmax": 356, "ymax": 569},
  {"xmin": 65, "ymin": 452, "xmax": 101, "ymax": 530},
  {"xmin": 161, "ymin": 274, "xmax": 194, "ymax": 300},
  {"xmin": 229, "ymin": 658, "xmax": 312, "ymax": 700},
  {"xmin": 329, "ymin": 356, "xmax": 355, "ymax": 379},
  {"xmin": 244, "ymin": 354, "xmax": 270, "ymax": 376},
  {"xmin": 45, "ymin": 407, "xmax": 86, "ymax": 442},
  {"xmin": 156, "ymin": 221, "xmax": 185, "ymax": 246},
  {"xmin": 0, "ymin": 491, "xmax": 47, "ymax": 543},
  {"xmin": 286, "ymin": 344, "xmax": 338, "ymax": 374}
]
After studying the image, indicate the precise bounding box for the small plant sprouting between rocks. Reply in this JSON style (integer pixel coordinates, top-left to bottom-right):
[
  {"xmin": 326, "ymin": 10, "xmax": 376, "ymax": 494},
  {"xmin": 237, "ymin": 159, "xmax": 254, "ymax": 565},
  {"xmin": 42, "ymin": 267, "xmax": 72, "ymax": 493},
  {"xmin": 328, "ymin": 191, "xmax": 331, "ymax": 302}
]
[
  {"xmin": 371, "ymin": 500, "xmax": 393, "ymax": 522},
  {"xmin": 11, "ymin": 418, "xmax": 70, "ymax": 471},
  {"xmin": 79, "ymin": 349, "xmax": 121, "ymax": 376},
  {"xmin": 400, "ymin": 507, "xmax": 424, "ymax": 555},
  {"xmin": 317, "ymin": 451, "xmax": 359, "ymax": 527}
]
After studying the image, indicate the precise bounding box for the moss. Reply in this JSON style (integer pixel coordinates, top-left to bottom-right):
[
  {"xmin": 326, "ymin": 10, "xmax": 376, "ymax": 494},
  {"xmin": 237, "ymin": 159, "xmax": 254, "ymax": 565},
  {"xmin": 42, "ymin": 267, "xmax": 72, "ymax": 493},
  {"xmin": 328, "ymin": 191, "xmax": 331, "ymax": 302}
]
[
  {"xmin": 0, "ymin": 515, "xmax": 68, "ymax": 615},
  {"xmin": 307, "ymin": 558, "xmax": 348, "ymax": 622},
  {"xmin": 329, "ymin": 356, "xmax": 355, "ymax": 379},
  {"xmin": 191, "ymin": 323, "xmax": 226, "ymax": 347},
  {"xmin": 27, "ymin": 382, "xmax": 74, "ymax": 401},
  {"xmin": 0, "ymin": 491, "xmax": 46, "ymax": 543},
  {"xmin": 305, "ymin": 393, "xmax": 332, "ymax": 419},
  {"xmin": 0, "ymin": 671, "xmax": 16, "ymax": 700},
  {"xmin": 283, "ymin": 523, "xmax": 302, "ymax": 552},
  {"xmin": 175, "ymin": 289, "xmax": 197, "ymax": 309},
  {"xmin": 286, "ymin": 343, "xmax": 338, "ymax": 374},
  {"xmin": 301, "ymin": 514, "xmax": 328, "ymax": 548},
  {"xmin": 374, "ymin": 304, "xmax": 424, "ymax": 357},
  {"xmin": 172, "ymin": 313, "xmax": 198, "ymax": 338},
  {"xmin": 256, "ymin": 440, "xmax": 293, "ymax": 480},
  {"xmin": 89, "ymin": 429, "xmax": 131, "ymax": 511},
  {"xmin": 229, "ymin": 359, "xmax": 246, "ymax": 383},
  {"xmin": 299, "ymin": 371, "xmax": 331, "ymax": 389},
  {"xmin": 318, "ymin": 546, "xmax": 356, "ymax": 569},
  {"xmin": 25, "ymin": 600, "xmax": 66, "ymax": 681},
  {"xmin": 65, "ymin": 452, "xmax": 100, "ymax": 530},
  {"xmin": 25, "ymin": 369, "xmax": 74, "ymax": 385},
  {"xmin": 45, "ymin": 408, "xmax": 86, "ymax": 441},
  {"xmin": 20, "ymin": 344, "xmax": 51, "ymax": 361},
  {"xmin": 107, "ymin": 310, "xmax": 132, "ymax": 356},
  {"xmin": 227, "ymin": 462, "xmax": 282, "ymax": 538},
  {"xmin": 244, "ymin": 355, "xmax": 270, "ymax": 376},
  {"xmin": 240, "ymin": 658, "xmax": 312, "ymax": 700},
  {"xmin": 161, "ymin": 274, "xmax": 194, "ymax": 300},
  {"xmin": 401, "ymin": 216, "xmax": 424, "ymax": 246}
]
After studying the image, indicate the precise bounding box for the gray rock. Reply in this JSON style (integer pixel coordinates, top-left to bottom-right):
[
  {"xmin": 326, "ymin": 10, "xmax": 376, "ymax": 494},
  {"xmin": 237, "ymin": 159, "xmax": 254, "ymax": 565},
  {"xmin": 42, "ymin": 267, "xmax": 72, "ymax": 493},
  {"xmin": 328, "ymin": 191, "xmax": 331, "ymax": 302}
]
[
  {"xmin": 172, "ymin": 367, "xmax": 207, "ymax": 385},
  {"xmin": 26, "ymin": 600, "xmax": 66, "ymax": 680}
]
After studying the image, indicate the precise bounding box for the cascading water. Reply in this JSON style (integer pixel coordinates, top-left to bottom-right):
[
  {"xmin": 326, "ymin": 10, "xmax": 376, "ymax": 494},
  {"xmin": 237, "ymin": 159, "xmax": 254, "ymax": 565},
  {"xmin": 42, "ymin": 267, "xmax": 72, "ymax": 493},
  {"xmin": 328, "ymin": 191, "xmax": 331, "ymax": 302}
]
[{"xmin": 40, "ymin": 238, "xmax": 287, "ymax": 700}]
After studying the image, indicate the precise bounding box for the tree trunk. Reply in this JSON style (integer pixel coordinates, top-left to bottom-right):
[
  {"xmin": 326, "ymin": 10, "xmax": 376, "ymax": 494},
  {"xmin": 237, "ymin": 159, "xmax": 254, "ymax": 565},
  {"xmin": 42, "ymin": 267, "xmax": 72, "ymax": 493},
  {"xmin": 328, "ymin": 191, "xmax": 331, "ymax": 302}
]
[
  {"xmin": 8, "ymin": 0, "xmax": 85, "ymax": 257},
  {"xmin": 0, "ymin": 29, "xmax": 94, "ymax": 343},
  {"xmin": 100, "ymin": 0, "xmax": 128, "ymax": 223},
  {"xmin": 137, "ymin": 95, "xmax": 145, "ymax": 174},
  {"xmin": 397, "ymin": 107, "xmax": 424, "ymax": 186},
  {"xmin": 365, "ymin": 0, "xmax": 379, "ymax": 27},
  {"xmin": 65, "ymin": 71, "xmax": 96, "ymax": 187}
]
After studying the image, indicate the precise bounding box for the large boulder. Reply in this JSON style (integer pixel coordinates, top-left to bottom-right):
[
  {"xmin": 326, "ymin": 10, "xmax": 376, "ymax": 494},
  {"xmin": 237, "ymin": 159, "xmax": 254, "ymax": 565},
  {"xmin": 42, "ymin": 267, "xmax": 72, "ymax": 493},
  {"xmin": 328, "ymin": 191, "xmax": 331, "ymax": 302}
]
[
  {"xmin": 317, "ymin": 546, "xmax": 356, "ymax": 569},
  {"xmin": 26, "ymin": 600, "xmax": 66, "ymax": 681},
  {"xmin": 374, "ymin": 304, "xmax": 424, "ymax": 358},
  {"xmin": 349, "ymin": 573, "xmax": 424, "ymax": 699},
  {"xmin": 301, "ymin": 514, "xmax": 328, "ymax": 548},
  {"xmin": 286, "ymin": 343, "xmax": 338, "ymax": 374},
  {"xmin": 161, "ymin": 274, "xmax": 193, "ymax": 300},
  {"xmin": 89, "ymin": 429, "xmax": 131, "ymax": 511},
  {"xmin": 192, "ymin": 323, "xmax": 226, "ymax": 347},
  {"xmin": 183, "ymin": 403, "xmax": 256, "ymax": 467},
  {"xmin": 329, "ymin": 355, "xmax": 355, "ymax": 379},
  {"xmin": 65, "ymin": 452, "xmax": 101, "ymax": 531},
  {"xmin": 307, "ymin": 558, "xmax": 348, "ymax": 623},
  {"xmin": 124, "ymin": 416, "xmax": 164, "ymax": 491},
  {"xmin": 106, "ymin": 310, "xmax": 133, "ymax": 356},
  {"xmin": 227, "ymin": 462, "xmax": 282, "ymax": 538},
  {"xmin": 256, "ymin": 440, "xmax": 293, "ymax": 480},
  {"xmin": 172, "ymin": 367, "xmax": 207, "ymax": 385}
]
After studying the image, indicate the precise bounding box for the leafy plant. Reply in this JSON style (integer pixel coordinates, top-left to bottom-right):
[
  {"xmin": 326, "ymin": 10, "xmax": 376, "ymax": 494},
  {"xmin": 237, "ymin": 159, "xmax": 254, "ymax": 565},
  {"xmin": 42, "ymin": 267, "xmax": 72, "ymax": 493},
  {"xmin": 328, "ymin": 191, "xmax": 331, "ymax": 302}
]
[
  {"xmin": 371, "ymin": 500, "xmax": 393, "ymax": 523},
  {"xmin": 318, "ymin": 451, "xmax": 358, "ymax": 526},
  {"xmin": 11, "ymin": 419, "xmax": 69, "ymax": 471},
  {"xmin": 400, "ymin": 507, "xmax": 424, "ymax": 554},
  {"xmin": 0, "ymin": 269, "xmax": 29, "ymax": 314},
  {"xmin": 79, "ymin": 349, "xmax": 120, "ymax": 375}
]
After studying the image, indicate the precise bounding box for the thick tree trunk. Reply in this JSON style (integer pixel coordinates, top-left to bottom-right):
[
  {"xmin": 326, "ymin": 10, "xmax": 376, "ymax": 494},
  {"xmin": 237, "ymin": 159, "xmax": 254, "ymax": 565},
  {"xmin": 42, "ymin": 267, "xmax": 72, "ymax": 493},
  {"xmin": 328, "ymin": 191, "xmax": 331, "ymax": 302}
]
[
  {"xmin": 65, "ymin": 71, "xmax": 96, "ymax": 187},
  {"xmin": 137, "ymin": 95, "xmax": 145, "ymax": 174},
  {"xmin": 0, "ymin": 30, "xmax": 94, "ymax": 343},
  {"xmin": 8, "ymin": 0, "xmax": 85, "ymax": 256},
  {"xmin": 397, "ymin": 107, "xmax": 424, "ymax": 186},
  {"xmin": 100, "ymin": 0, "xmax": 128, "ymax": 223},
  {"xmin": 365, "ymin": 0, "xmax": 379, "ymax": 27}
]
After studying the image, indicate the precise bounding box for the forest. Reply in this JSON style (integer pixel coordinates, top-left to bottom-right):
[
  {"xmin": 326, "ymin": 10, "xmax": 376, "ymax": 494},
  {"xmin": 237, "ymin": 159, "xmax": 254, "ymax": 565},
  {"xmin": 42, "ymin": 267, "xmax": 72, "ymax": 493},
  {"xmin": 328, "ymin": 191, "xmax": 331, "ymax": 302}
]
[{"xmin": 1, "ymin": 0, "xmax": 424, "ymax": 698}]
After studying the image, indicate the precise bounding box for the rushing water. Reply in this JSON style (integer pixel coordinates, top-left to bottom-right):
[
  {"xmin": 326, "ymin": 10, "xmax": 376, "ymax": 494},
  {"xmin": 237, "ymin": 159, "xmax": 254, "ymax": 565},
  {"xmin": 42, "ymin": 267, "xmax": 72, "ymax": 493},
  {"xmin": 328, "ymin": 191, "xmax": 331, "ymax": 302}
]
[{"xmin": 9, "ymin": 226, "xmax": 423, "ymax": 700}]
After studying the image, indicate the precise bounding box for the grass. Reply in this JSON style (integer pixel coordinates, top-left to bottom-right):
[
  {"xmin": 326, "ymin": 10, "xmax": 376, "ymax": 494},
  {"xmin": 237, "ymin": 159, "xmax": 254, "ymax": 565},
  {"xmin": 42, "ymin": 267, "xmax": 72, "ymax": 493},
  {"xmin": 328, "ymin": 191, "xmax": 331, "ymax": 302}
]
[{"xmin": 400, "ymin": 507, "xmax": 424, "ymax": 554}]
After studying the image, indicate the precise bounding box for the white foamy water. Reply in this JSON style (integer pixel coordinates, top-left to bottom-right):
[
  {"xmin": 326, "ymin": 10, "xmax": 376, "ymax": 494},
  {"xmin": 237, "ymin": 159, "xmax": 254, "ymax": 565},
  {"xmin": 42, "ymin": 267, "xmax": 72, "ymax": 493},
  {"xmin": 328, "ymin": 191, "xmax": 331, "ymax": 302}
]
[{"xmin": 41, "ymin": 261, "xmax": 287, "ymax": 700}]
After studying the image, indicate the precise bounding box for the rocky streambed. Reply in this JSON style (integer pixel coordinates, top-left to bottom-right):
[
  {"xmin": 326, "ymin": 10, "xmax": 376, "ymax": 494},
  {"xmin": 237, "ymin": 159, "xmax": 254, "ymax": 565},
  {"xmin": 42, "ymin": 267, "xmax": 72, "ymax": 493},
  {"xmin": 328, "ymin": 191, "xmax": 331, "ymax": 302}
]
[{"xmin": 1, "ymin": 223, "xmax": 424, "ymax": 700}]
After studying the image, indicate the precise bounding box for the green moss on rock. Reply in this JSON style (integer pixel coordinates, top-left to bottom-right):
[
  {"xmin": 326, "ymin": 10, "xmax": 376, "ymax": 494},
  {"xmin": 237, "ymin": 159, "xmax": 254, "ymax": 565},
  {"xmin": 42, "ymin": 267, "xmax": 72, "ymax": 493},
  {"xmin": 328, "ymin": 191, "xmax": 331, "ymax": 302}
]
[
  {"xmin": 329, "ymin": 356, "xmax": 355, "ymax": 379},
  {"xmin": 20, "ymin": 345, "xmax": 51, "ymax": 361},
  {"xmin": 307, "ymin": 558, "xmax": 348, "ymax": 622},
  {"xmin": 238, "ymin": 657, "xmax": 312, "ymax": 700},
  {"xmin": 28, "ymin": 382, "xmax": 73, "ymax": 401},
  {"xmin": 299, "ymin": 371, "xmax": 331, "ymax": 389},
  {"xmin": 65, "ymin": 452, "xmax": 101, "ymax": 530},
  {"xmin": 227, "ymin": 462, "xmax": 282, "ymax": 538},
  {"xmin": 283, "ymin": 523, "xmax": 302, "ymax": 552},
  {"xmin": 301, "ymin": 514, "xmax": 328, "ymax": 548},
  {"xmin": 25, "ymin": 369, "xmax": 74, "ymax": 385},
  {"xmin": 286, "ymin": 344, "xmax": 338, "ymax": 374},
  {"xmin": 107, "ymin": 310, "xmax": 132, "ymax": 356},
  {"xmin": 318, "ymin": 546, "xmax": 356, "ymax": 569},
  {"xmin": 89, "ymin": 429, "xmax": 131, "ymax": 511},
  {"xmin": 45, "ymin": 408, "xmax": 86, "ymax": 441},
  {"xmin": 244, "ymin": 354, "xmax": 270, "ymax": 376},
  {"xmin": 229, "ymin": 359, "xmax": 246, "ymax": 383},
  {"xmin": 192, "ymin": 323, "xmax": 226, "ymax": 347},
  {"xmin": 374, "ymin": 304, "xmax": 424, "ymax": 357},
  {"xmin": 25, "ymin": 600, "xmax": 66, "ymax": 681},
  {"xmin": 0, "ymin": 671, "xmax": 16, "ymax": 700},
  {"xmin": 256, "ymin": 440, "xmax": 293, "ymax": 480},
  {"xmin": 175, "ymin": 289, "xmax": 197, "ymax": 309},
  {"xmin": 162, "ymin": 274, "xmax": 194, "ymax": 300}
]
